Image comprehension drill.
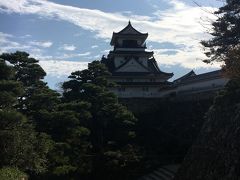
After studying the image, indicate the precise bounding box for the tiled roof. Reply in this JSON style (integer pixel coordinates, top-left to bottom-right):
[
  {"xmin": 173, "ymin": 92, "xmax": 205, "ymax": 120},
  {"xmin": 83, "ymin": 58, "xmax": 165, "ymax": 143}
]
[
  {"xmin": 109, "ymin": 50, "xmax": 153, "ymax": 55},
  {"xmin": 110, "ymin": 21, "xmax": 148, "ymax": 46},
  {"xmin": 174, "ymin": 70, "xmax": 196, "ymax": 83},
  {"xmin": 111, "ymin": 71, "xmax": 173, "ymax": 77},
  {"xmin": 101, "ymin": 55, "xmax": 173, "ymax": 79},
  {"xmin": 176, "ymin": 70, "xmax": 224, "ymax": 85},
  {"xmin": 116, "ymin": 81, "xmax": 173, "ymax": 86},
  {"xmin": 118, "ymin": 21, "xmax": 148, "ymax": 35}
]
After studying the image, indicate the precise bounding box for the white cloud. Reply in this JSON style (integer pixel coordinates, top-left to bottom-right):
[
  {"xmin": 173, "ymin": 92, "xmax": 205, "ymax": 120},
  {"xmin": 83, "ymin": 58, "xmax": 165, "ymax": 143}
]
[
  {"xmin": 101, "ymin": 49, "xmax": 111, "ymax": 54},
  {"xmin": 29, "ymin": 40, "xmax": 53, "ymax": 48},
  {"xmin": 20, "ymin": 34, "xmax": 32, "ymax": 38},
  {"xmin": 153, "ymin": 46, "xmax": 222, "ymax": 70},
  {"xmin": 30, "ymin": 51, "xmax": 91, "ymax": 60},
  {"xmin": 0, "ymin": 32, "xmax": 13, "ymax": 43},
  {"xmin": 60, "ymin": 52, "xmax": 91, "ymax": 59},
  {"xmin": 39, "ymin": 60, "xmax": 88, "ymax": 77},
  {"xmin": 91, "ymin": 45, "xmax": 98, "ymax": 49},
  {"xmin": 0, "ymin": 0, "xmax": 219, "ymax": 69},
  {"xmin": 93, "ymin": 55, "xmax": 101, "ymax": 59},
  {"xmin": 0, "ymin": 32, "xmax": 31, "ymax": 53},
  {"xmin": 61, "ymin": 44, "xmax": 76, "ymax": 51},
  {"xmin": 0, "ymin": 31, "xmax": 91, "ymax": 79}
]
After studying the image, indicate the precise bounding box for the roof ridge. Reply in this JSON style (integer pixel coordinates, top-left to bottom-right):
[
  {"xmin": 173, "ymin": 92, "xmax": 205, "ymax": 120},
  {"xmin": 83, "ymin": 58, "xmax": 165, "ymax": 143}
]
[{"xmin": 117, "ymin": 22, "xmax": 147, "ymax": 35}]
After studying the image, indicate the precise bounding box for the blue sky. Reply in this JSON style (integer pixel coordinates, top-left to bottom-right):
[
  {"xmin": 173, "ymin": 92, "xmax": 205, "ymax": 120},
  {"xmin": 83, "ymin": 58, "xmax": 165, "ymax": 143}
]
[{"xmin": 0, "ymin": 0, "xmax": 224, "ymax": 89}]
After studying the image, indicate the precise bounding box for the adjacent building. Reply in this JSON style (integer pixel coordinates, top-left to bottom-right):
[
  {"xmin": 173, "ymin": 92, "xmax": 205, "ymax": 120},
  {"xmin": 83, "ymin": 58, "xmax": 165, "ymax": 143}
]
[{"xmin": 101, "ymin": 22, "xmax": 228, "ymax": 99}]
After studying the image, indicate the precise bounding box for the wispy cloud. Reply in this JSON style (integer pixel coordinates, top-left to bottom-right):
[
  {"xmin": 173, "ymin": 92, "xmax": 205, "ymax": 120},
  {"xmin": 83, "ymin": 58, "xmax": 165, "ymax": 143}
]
[
  {"xmin": 61, "ymin": 44, "xmax": 76, "ymax": 51},
  {"xmin": 19, "ymin": 34, "xmax": 32, "ymax": 38},
  {"xmin": 91, "ymin": 45, "xmax": 98, "ymax": 49},
  {"xmin": 0, "ymin": 32, "xmax": 31, "ymax": 53},
  {"xmin": 101, "ymin": 49, "xmax": 111, "ymax": 55},
  {"xmin": 39, "ymin": 60, "xmax": 88, "ymax": 77},
  {"xmin": 0, "ymin": 31, "xmax": 91, "ymax": 82},
  {"xmin": 29, "ymin": 40, "xmax": 53, "ymax": 48},
  {"xmin": 60, "ymin": 52, "xmax": 91, "ymax": 59},
  {"xmin": 0, "ymin": 0, "xmax": 219, "ymax": 69},
  {"xmin": 0, "ymin": 32, "xmax": 13, "ymax": 42}
]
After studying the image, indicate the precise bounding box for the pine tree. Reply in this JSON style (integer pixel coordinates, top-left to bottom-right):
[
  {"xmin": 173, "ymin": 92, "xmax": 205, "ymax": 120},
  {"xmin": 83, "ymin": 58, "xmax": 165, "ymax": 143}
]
[
  {"xmin": 0, "ymin": 51, "xmax": 49, "ymax": 113},
  {"xmin": 62, "ymin": 61, "xmax": 142, "ymax": 180},
  {"xmin": 201, "ymin": 0, "xmax": 240, "ymax": 64},
  {"xmin": 0, "ymin": 58, "xmax": 53, "ymax": 174}
]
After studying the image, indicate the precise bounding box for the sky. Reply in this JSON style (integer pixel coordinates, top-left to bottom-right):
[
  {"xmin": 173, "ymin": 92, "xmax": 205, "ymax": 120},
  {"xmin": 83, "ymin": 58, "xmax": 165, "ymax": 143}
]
[{"xmin": 0, "ymin": 0, "xmax": 225, "ymax": 89}]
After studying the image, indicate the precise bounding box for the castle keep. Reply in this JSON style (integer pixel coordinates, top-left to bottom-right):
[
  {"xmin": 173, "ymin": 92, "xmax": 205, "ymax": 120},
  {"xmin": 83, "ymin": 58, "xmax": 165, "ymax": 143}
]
[{"xmin": 102, "ymin": 22, "xmax": 228, "ymax": 99}]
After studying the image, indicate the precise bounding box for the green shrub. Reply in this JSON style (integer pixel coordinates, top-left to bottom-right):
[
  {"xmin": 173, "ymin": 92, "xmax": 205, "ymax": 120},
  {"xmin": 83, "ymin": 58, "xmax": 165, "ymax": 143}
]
[{"xmin": 0, "ymin": 167, "xmax": 28, "ymax": 180}]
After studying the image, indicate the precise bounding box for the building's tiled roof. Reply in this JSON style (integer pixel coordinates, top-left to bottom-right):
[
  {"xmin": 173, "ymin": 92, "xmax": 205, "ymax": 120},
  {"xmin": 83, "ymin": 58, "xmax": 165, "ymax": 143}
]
[
  {"xmin": 108, "ymin": 50, "xmax": 153, "ymax": 56},
  {"xmin": 118, "ymin": 21, "xmax": 148, "ymax": 35},
  {"xmin": 176, "ymin": 70, "xmax": 224, "ymax": 85},
  {"xmin": 110, "ymin": 21, "xmax": 148, "ymax": 46},
  {"xmin": 116, "ymin": 81, "xmax": 173, "ymax": 86},
  {"xmin": 101, "ymin": 56, "xmax": 173, "ymax": 79},
  {"xmin": 174, "ymin": 70, "xmax": 196, "ymax": 83},
  {"xmin": 111, "ymin": 71, "xmax": 173, "ymax": 77},
  {"xmin": 103, "ymin": 22, "xmax": 173, "ymax": 81}
]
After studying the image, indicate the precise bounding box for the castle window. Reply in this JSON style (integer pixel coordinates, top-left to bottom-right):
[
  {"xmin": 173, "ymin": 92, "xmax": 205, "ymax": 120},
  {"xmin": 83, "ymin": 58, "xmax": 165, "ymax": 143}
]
[
  {"xmin": 126, "ymin": 78, "xmax": 133, "ymax": 82},
  {"xmin": 122, "ymin": 40, "xmax": 138, "ymax": 48},
  {"xmin": 118, "ymin": 87, "xmax": 125, "ymax": 92},
  {"xmin": 150, "ymin": 78, "xmax": 155, "ymax": 82},
  {"xmin": 142, "ymin": 87, "xmax": 149, "ymax": 91}
]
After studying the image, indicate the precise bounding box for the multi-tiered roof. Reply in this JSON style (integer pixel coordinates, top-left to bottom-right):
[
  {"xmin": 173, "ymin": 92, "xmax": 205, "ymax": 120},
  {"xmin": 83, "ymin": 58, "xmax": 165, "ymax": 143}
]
[{"xmin": 102, "ymin": 21, "xmax": 173, "ymax": 81}]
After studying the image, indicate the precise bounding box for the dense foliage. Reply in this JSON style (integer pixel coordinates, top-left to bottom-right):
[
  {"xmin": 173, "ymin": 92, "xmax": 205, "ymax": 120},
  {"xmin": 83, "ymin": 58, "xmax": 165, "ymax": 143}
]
[
  {"xmin": 201, "ymin": 0, "xmax": 240, "ymax": 78},
  {"xmin": 61, "ymin": 61, "xmax": 141, "ymax": 180},
  {"xmin": 223, "ymin": 46, "xmax": 240, "ymax": 78},
  {"xmin": 201, "ymin": 0, "xmax": 240, "ymax": 64},
  {"xmin": 0, "ymin": 167, "xmax": 28, "ymax": 180},
  {"xmin": 0, "ymin": 52, "xmax": 142, "ymax": 180},
  {"xmin": 0, "ymin": 57, "xmax": 52, "ymax": 175}
]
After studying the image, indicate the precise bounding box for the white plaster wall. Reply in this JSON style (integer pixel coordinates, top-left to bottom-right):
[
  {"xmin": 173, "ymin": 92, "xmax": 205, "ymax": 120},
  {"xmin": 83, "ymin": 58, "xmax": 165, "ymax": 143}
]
[
  {"xmin": 110, "ymin": 77, "xmax": 168, "ymax": 83},
  {"xmin": 176, "ymin": 78, "xmax": 228, "ymax": 94},
  {"xmin": 109, "ymin": 77, "xmax": 228, "ymax": 98},
  {"xmin": 114, "ymin": 57, "xmax": 125, "ymax": 68},
  {"xmin": 110, "ymin": 86, "xmax": 174, "ymax": 98},
  {"xmin": 139, "ymin": 57, "xmax": 148, "ymax": 67}
]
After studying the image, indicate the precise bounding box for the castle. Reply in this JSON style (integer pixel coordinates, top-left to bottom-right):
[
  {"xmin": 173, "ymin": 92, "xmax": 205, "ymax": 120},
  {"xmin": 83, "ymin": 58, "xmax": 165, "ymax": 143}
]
[{"xmin": 101, "ymin": 22, "xmax": 228, "ymax": 99}]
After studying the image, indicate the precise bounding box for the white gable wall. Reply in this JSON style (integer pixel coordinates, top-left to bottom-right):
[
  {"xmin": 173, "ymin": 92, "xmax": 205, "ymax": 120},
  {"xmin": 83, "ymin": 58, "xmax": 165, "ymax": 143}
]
[
  {"xmin": 116, "ymin": 58, "xmax": 149, "ymax": 72},
  {"xmin": 114, "ymin": 57, "xmax": 126, "ymax": 68},
  {"xmin": 139, "ymin": 57, "xmax": 148, "ymax": 67}
]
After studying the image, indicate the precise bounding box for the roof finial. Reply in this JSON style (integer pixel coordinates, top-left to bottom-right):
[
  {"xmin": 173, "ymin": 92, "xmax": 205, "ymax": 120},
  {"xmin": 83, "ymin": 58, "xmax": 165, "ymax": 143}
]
[{"xmin": 128, "ymin": 20, "xmax": 131, "ymax": 25}]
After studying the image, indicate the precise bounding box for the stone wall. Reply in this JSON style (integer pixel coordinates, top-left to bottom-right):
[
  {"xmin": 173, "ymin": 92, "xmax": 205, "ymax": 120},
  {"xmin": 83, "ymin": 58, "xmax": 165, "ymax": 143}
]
[{"xmin": 174, "ymin": 80, "xmax": 240, "ymax": 180}]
